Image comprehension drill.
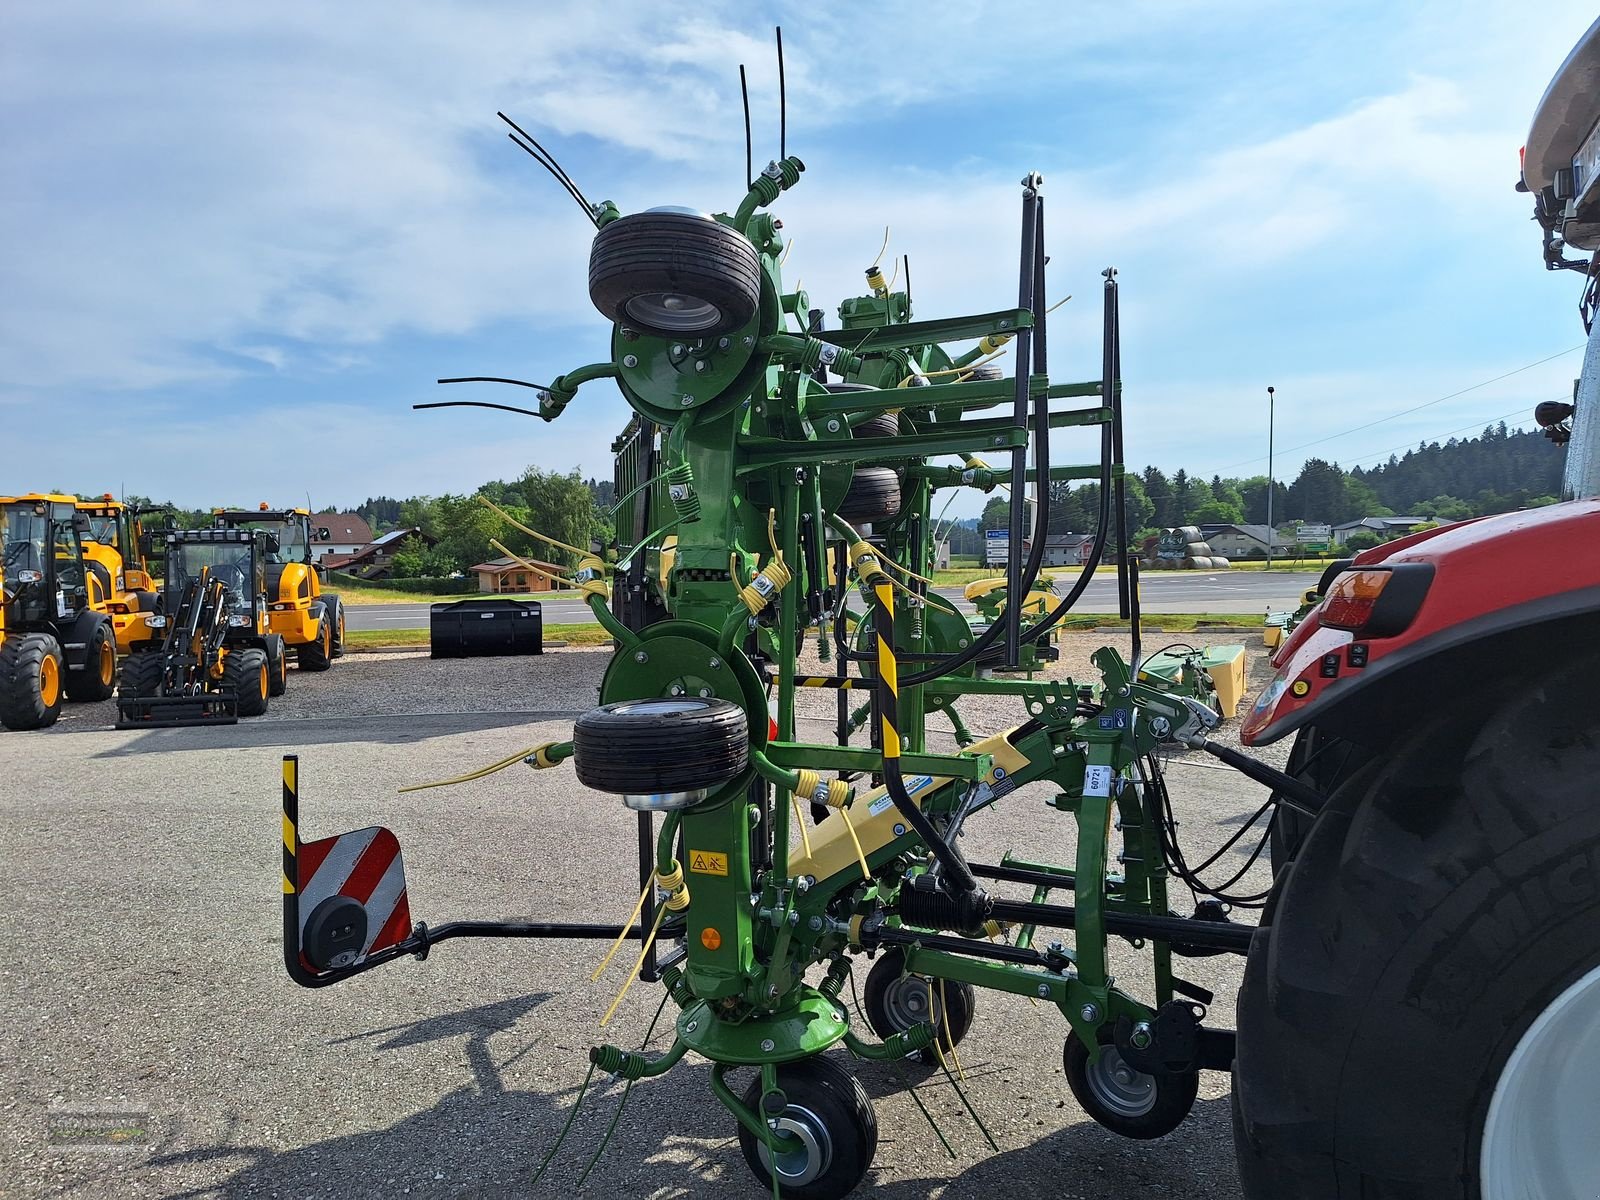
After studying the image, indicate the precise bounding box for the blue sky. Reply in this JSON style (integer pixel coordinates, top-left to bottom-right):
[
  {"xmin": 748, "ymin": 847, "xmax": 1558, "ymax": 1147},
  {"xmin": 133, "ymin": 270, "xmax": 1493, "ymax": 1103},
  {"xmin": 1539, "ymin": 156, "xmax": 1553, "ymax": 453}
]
[{"xmin": 3, "ymin": 1, "xmax": 1596, "ymax": 515}]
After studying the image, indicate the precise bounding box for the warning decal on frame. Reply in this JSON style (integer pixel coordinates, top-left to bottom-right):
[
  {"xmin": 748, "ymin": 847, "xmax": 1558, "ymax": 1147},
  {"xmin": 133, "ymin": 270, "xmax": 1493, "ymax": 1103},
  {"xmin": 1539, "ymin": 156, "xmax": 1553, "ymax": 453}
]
[
  {"xmin": 688, "ymin": 850, "xmax": 729, "ymax": 876},
  {"xmin": 1084, "ymin": 765, "xmax": 1113, "ymax": 797}
]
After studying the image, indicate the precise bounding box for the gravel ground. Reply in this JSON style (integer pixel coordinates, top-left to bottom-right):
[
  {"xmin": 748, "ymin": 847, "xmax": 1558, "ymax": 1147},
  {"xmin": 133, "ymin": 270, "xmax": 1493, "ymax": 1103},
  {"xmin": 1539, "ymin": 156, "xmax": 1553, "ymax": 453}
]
[{"xmin": 0, "ymin": 632, "xmax": 1283, "ymax": 1198}]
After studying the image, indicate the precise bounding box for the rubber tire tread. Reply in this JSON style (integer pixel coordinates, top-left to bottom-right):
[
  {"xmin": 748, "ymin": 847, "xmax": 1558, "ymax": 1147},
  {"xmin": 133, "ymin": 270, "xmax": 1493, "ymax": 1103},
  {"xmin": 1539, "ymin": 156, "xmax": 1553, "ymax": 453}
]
[
  {"xmin": 862, "ymin": 947, "xmax": 977, "ymax": 1065},
  {"xmin": 325, "ymin": 595, "xmax": 346, "ymax": 657},
  {"xmin": 588, "ymin": 212, "xmax": 760, "ymax": 336},
  {"xmin": 573, "ymin": 696, "xmax": 748, "ymax": 795},
  {"xmin": 1063, "ymin": 1030, "xmax": 1199, "ymax": 1140},
  {"xmin": 0, "ymin": 633, "xmax": 64, "ymax": 731},
  {"xmin": 735, "ymin": 1054, "xmax": 878, "ymax": 1200},
  {"xmin": 117, "ymin": 649, "xmax": 165, "ymax": 700},
  {"xmin": 297, "ymin": 617, "xmax": 333, "ymax": 672},
  {"xmin": 67, "ymin": 620, "xmax": 116, "ymax": 702},
  {"xmin": 1233, "ymin": 653, "xmax": 1600, "ymax": 1199},
  {"xmin": 265, "ymin": 634, "xmax": 288, "ymax": 696},
  {"xmin": 837, "ymin": 466, "xmax": 901, "ymax": 524},
  {"xmin": 222, "ymin": 647, "xmax": 270, "ymax": 717}
]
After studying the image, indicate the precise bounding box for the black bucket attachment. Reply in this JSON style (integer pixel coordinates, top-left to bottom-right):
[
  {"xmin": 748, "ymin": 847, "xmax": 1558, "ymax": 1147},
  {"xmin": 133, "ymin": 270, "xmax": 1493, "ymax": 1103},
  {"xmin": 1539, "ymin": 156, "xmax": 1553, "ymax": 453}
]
[
  {"xmin": 115, "ymin": 690, "xmax": 239, "ymax": 729},
  {"xmin": 429, "ymin": 598, "xmax": 543, "ymax": 659}
]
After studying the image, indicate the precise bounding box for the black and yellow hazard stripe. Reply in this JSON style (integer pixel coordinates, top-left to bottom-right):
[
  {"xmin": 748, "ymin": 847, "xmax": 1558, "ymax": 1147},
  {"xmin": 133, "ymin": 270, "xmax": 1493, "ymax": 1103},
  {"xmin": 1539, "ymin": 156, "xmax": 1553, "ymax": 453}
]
[
  {"xmin": 764, "ymin": 673, "xmax": 857, "ymax": 689},
  {"xmin": 282, "ymin": 754, "xmax": 298, "ymax": 895},
  {"xmin": 872, "ymin": 581, "xmax": 901, "ymax": 759}
]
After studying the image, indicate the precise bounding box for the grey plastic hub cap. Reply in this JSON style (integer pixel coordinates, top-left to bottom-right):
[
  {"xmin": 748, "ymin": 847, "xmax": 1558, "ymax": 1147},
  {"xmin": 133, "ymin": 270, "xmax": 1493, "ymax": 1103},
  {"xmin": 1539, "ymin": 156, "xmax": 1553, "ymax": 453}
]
[
  {"xmin": 1480, "ymin": 961, "xmax": 1600, "ymax": 1198},
  {"xmin": 758, "ymin": 1104, "xmax": 831, "ymax": 1186},
  {"xmin": 1085, "ymin": 1045, "xmax": 1157, "ymax": 1118}
]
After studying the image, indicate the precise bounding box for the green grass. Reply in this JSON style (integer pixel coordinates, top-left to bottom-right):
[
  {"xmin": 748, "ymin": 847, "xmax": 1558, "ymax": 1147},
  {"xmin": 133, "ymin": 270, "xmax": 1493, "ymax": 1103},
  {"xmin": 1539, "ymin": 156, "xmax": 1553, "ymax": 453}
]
[
  {"xmin": 1053, "ymin": 612, "xmax": 1265, "ymax": 632},
  {"xmin": 335, "ymin": 582, "xmax": 569, "ymax": 606},
  {"xmin": 345, "ymin": 622, "xmax": 616, "ymax": 650}
]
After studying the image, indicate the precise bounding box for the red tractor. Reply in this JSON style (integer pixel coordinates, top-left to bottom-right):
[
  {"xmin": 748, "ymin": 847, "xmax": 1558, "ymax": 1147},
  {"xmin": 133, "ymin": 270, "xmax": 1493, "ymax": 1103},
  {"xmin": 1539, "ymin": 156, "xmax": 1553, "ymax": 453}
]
[{"xmin": 1230, "ymin": 19, "xmax": 1600, "ymax": 1198}]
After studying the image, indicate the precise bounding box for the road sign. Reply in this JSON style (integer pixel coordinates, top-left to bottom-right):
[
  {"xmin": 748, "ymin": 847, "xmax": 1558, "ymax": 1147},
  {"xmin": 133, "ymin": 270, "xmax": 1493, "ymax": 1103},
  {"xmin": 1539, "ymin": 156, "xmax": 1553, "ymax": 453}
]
[
  {"xmin": 1296, "ymin": 523, "xmax": 1332, "ymax": 541},
  {"xmin": 984, "ymin": 528, "xmax": 1009, "ymax": 565}
]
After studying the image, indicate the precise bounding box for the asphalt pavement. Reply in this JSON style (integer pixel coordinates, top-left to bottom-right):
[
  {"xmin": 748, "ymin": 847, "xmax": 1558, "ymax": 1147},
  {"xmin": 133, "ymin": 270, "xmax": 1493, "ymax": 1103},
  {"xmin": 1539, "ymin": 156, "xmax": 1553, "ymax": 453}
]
[
  {"xmin": 349, "ymin": 570, "xmax": 1314, "ymax": 630},
  {"xmin": 0, "ymin": 640, "xmax": 1276, "ymax": 1199}
]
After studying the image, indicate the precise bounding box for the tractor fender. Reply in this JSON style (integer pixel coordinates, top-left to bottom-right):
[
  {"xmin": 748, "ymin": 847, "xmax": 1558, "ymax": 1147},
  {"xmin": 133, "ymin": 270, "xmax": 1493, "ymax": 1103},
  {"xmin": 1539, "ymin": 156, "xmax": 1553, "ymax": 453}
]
[{"xmin": 1242, "ymin": 585, "xmax": 1600, "ymax": 747}]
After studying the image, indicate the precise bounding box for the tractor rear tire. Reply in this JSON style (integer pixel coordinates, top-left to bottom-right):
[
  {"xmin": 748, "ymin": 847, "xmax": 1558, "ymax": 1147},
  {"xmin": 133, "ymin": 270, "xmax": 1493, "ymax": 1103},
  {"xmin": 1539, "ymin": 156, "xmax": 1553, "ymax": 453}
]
[
  {"xmin": 736, "ymin": 1055, "xmax": 878, "ymax": 1200},
  {"xmin": 265, "ymin": 634, "xmax": 288, "ymax": 696},
  {"xmin": 223, "ymin": 648, "xmax": 270, "ymax": 717},
  {"xmin": 117, "ymin": 650, "xmax": 164, "ymax": 700},
  {"xmin": 837, "ymin": 466, "xmax": 901, "ymax": 525},
  {"xmin": 66, "ymin": 620, "xmax": 117, "ymax": 702},
  {"xmin": 862, "ymin": 948, "xmax": 976, "ymax": 1065},
  {"xmin": 1233, "ymin": 654, "xmax": 1600, "ymax": 1199},
  {"xmin": 0, "ymin": 633, "xmax": 65, "ymax": 731},
  {"xmin": 588, "ymin": 211, "xmax": 761, "ymax": 338},
  {"xmin": 573, "ymin": 696, "xmax": 748, "ymax": 798},
  {"xmin": 297, "ymin": 617, "xmax": 333, "ymax": 672}
]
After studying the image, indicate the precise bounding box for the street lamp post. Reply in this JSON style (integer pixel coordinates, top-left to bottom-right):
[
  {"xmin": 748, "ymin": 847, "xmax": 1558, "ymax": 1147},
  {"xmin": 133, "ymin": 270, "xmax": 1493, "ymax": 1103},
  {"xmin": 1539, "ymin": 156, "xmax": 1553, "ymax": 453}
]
[{"xmin": 1265, "ymin": 385, "xmax": 1276, "ymax": 570}]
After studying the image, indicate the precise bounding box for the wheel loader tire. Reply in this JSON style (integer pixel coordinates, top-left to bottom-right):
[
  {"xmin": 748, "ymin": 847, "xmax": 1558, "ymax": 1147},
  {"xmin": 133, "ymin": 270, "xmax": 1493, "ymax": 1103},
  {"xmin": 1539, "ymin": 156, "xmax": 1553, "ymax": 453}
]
[
  {"xmin": 837, "ymin": 466, "xmax": 901, "ymax": 524},
  {"xmin": 223, "ymin": 648, "xmax": 270, "ymax": 717},
  {"xmin": 297, "ymin": 617, "xmax": 333, "ymax": 672},
  {"xmin": 67, "ymin": 620, "xmax": 117, "ymax": 702},
  {"xmin": 588, "ymin": 211, "xmax": 761, "ymax": 337},
  {"xmin": 117, "ymin": 650, "xmax": 164, "ymax": 701},
  {"xmin": 325, "ymin": 595, "xmax": 346, "ymax": 657},
  {"xmin": 573, "ymin": 696, "xmax": 748, "ymax": 797},
  {"xmin": 265, "ymin": 634, "xmax": 288, "ymax": 696},
  {"xmin": 0, "ymin": 633, "xmax": 65, "ymax": 730},
  {"xmin": 1234, "ymin": 654, "xmax": 1600, "ymax": 1199}
]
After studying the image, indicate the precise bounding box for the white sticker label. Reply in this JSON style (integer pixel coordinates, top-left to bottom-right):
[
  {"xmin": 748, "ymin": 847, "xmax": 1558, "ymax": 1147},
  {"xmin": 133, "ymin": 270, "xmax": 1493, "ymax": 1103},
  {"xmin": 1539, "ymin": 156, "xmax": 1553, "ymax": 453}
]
[
  {"xmin": 1084, "ymin": 765, "xmax": 1113, "ymax": 797},
  {"xmin": 868, "ymin": 794, "xmax": 894, "ymax": 816},
  {"xmin": 817, "ymin": 343, "xmax": 840, "ymax": 365}
]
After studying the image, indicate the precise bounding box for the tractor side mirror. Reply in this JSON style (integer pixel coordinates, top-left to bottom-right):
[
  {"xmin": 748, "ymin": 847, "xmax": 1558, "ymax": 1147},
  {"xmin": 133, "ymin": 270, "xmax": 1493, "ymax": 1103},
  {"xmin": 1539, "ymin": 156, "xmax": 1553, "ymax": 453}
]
[
  {"xmin": 72, "ymin": 512, "xmax": 92, "ymax": 535},
  {"xmin": 264, "ymin": 533, "xmax": 281, "ymax": 555},
  {"xmin": 285, "ymin": 825, "xmax": 414, "ymax": 985},
  {"xmin": 316, "ymin": 527, "xmax": 332, "ymax": 541},
  {"xmin": 138, "ymin": 531, "xmax": 160, "ymax": 558}
]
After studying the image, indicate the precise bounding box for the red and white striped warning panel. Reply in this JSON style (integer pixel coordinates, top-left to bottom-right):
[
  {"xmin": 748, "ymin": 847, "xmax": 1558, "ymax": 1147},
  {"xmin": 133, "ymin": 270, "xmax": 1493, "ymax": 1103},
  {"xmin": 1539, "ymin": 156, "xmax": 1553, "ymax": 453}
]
[{"xmin": 295, "ymin": 826, "xmax": 412, "ymax": 967}]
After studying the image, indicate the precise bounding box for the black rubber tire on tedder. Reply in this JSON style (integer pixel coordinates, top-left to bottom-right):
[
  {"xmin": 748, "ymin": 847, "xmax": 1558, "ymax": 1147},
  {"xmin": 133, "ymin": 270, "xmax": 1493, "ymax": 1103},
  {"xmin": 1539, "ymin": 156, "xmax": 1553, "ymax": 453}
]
[
  {"xmin": 736, "ymin": 1054, "xmax": 878, "ymax": 1200},
  {"xmin": 1064, "ymin": 1029, "xmax": 1199, "ymax": 1139},
  {"xmin": 853, "ymin": 412, "xmax": 900, "ymax": 439},
  {"xmin": 837, "ymin": 466, "xmax": 902, "ymax": 525},
  {"xmin": 573, "ymin": 696, "xmax": 748, "ymax": 796},
  {"xmin": 1233, "ymin": 651, "xmax": 1600, "ymax": 1199},
  {"xmin": 222, "ymin": 647, "xmax": 270, "ymax": 717},
  {"xmin": 862, "ymin": 948, "xmax": 977, "ymax": 1065},
  {"xmin": 588, "ymin": 211, "xmax": 761, "ymax": 338}
]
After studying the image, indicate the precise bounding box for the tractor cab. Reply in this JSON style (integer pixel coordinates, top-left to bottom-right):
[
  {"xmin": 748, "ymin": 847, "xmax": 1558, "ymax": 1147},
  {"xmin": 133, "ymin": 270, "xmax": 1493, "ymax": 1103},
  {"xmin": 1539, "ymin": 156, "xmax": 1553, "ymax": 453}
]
[
  {"xmin": 76, "ymin": 496, "xmax": 162, "ymax": 653},
  {"xmin": 154, "ymin": 528, "xmax": 272, "ymax": 637},
  {"xmin": 0, "ymin": 494, "xmax": 118, "ymax": 729}
]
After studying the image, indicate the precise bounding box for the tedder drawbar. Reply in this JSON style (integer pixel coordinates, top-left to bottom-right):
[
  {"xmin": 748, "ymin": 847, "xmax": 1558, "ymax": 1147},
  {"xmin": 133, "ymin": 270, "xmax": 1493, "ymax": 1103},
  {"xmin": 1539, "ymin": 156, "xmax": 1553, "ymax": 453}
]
[{"xmin": 280, "ymin": 42, "xmax": 1314, "ymax": 1198}]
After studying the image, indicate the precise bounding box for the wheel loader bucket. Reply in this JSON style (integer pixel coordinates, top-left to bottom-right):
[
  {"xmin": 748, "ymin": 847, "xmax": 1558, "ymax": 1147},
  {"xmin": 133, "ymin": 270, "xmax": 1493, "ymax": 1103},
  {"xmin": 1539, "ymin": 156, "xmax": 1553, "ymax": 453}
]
[
  {"xmin": 428, "ymin": 598, "xmax": 543, "ymax": 658},
  {"xmin": 115, "ymin": 690, "xmax": 239, "ymax": 729}
]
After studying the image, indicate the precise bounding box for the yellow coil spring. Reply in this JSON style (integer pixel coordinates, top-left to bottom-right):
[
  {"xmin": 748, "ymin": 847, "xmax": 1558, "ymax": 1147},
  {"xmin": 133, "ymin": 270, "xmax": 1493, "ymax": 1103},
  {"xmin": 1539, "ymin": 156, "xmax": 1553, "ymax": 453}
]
[
  {"xmin": 737, "ymin": 558, "xmax": 793, "ymax": 615},
  {"xmin": 664, "ymin": 462, "xmax": 702, "ymax": 524},
  {"xmin": 657, "ymin": 860, "xmax": 691, "ymax": 912},
  {"xmin": 978, "ymin": 332, "xmax": 1014, "ymax": 355}
]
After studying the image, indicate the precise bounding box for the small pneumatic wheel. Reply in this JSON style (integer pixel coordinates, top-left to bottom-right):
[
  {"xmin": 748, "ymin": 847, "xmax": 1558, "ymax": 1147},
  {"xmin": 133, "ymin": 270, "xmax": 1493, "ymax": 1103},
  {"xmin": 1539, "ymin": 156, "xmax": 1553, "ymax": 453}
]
[
  {"xmin": 837, "ymin": 466, "xmax": 901, "ymax": 525},
  {"xmin": 573, "ymin": 696, "xmax": 749, "ymax": 806},
  {"xmin": 862, "ymin": 949, "xmax": 976, "ymax": 1065},
  {"xmin": 588, "ymin": 209, "xmax": 761, "ymax": 337},
  {"xmin": 737, "ymin": 1055, "xmax": 878, "ymax": 1200},
  {"xmin": 1063, "ymin": 1029, "xmax": 1198, "ymax": 1139}
]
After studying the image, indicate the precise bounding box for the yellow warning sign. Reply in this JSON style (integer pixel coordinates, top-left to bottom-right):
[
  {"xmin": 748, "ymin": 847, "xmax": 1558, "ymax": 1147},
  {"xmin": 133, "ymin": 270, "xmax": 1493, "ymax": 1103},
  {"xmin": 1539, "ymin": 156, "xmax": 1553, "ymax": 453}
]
[{"xmin": 688, "ymin": 850, "xmax": 729, "ymax": 876}]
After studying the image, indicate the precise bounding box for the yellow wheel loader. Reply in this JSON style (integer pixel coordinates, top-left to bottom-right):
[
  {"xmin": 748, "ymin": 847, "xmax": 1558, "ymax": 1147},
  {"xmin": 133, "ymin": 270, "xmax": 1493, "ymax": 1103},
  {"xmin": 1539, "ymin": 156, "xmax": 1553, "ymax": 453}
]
[
  {"xmin": 0, "ymin": 494, "xmax": 118, "ymax": 730},
  {"xmin": 76, "ymin": 495, "xmax": 163, "ymax": 655},
  {"xmin": 212, "ymin": 506, "xmax": 344, "ymax": 671}
]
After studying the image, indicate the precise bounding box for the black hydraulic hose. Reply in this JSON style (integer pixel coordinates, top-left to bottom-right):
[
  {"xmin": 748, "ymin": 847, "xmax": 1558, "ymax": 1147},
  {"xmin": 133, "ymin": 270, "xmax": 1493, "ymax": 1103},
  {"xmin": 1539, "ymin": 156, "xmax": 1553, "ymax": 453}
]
[
  {"xmin": 868, "ymin": 579, "xmax": 979, "ymax": 895},
  {"xmin": 1004, "ymin": 184, "xmax": 1039, "ymax": 666},
  {"xmin": 1106, "ymin": 272, "xmax": 1130, "ymax": 620}
]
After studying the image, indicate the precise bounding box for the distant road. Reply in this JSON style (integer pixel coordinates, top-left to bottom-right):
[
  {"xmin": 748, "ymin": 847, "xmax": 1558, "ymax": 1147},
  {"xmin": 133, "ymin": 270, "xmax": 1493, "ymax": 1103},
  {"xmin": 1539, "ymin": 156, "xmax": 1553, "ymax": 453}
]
[{"xmin": 345, "ymin": 571, "xmax": 1312, "ymax": 631}]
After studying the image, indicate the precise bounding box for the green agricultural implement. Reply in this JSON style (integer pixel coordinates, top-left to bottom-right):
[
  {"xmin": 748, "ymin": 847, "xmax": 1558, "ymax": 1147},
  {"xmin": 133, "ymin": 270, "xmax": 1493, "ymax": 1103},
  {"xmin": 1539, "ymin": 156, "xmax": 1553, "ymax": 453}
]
[{"xmin": 282, "ymin": 38, "xmax": 1324, "ymax": 1199}]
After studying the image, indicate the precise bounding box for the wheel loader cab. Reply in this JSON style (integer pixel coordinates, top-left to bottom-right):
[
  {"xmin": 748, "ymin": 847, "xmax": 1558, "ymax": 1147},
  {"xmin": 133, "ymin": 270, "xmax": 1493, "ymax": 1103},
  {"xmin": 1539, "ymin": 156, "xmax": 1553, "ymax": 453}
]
[
  {"xmin": 0, "ymin": 494, "xmax": 118, "ymax": 729},
  {"xmin": 76, "ymin": 497, "xmax": 161, "ymax": 654},
  {"xmin": 211, "ymin": 507, "xmax": 342, "ymax": 670}
]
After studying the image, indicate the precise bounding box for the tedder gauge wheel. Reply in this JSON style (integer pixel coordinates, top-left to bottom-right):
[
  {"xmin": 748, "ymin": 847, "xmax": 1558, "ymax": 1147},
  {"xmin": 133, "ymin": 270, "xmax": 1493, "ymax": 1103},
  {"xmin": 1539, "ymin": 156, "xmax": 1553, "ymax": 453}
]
[
  {"xmin": 588, "ymin": 210, "xmax": 761, "ymax": 338},
  {"xmin": 852, "ymin": 412, "xmax": 901, "ymax": 439},
  {"xmin": 265, "ymin": 634, "xmax": 288, "ymax": 697},
  {"xmin": 837, "ymin": 466, "xmax": 902, "ymax": 525},
  {"xmin": 67, "ymin": 620, "xmax": 117, "ymax": 702},
  {"xmin": 573, "ymin": 696, "xmax": 749, "ymax": 806},
  {"xmin": 1233, "ymin": 652, "xmax": 1600, "ymax": 1199},
  {"xmin": 862, "ymin": 948, "xmax": 976, "ymax": 1065},
  {"xmin": 0, "ymin": 632, "xmax": 66, "ymax": 731},
  {"xmin": 1063, "ymin": 1029, "xmax": 1198, "ymax": 1139},
  {"xmin": 223, "ymin": 647, "xmax": 270, "ymax": 718},
  {"xmin": 736, "ymin": 1055, "xmax": 878, "ymax": 1200}
]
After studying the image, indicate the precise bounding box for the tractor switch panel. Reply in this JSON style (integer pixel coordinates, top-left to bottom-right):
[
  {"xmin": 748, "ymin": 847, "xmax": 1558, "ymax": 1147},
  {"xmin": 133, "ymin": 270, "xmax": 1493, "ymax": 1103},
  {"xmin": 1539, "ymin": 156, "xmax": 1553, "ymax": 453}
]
[
  {"xmin": 1319, "ymin": 653, "xmax": 1341, "ymax": 679},
  {"xmin": 1346, "ymin": 643, "xmax": 1369, "ymax": 668}
]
